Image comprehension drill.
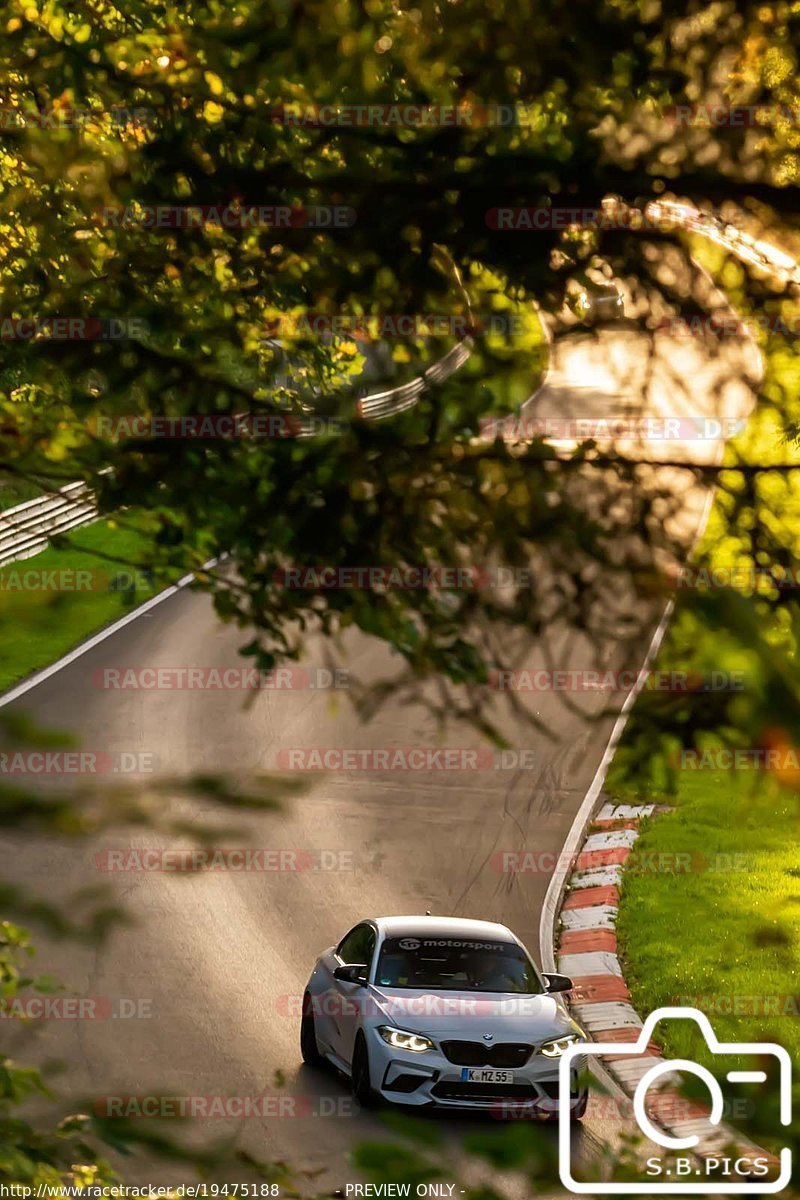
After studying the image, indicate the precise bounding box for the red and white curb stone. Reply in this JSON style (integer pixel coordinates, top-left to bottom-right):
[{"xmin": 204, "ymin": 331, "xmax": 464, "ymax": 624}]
[{"xmin": 556, "ymin": 800, "xmax": 780, "ymax": 1169}]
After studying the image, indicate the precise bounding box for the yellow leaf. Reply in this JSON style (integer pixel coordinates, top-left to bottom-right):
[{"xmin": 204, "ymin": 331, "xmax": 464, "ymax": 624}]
[
  {"xmin": 203, "ymin": 100, "xmax": 224, "ymax": 124},
  {"xmin": 204, "ymin": 71, "xmax": 224, "ymax": 96}
]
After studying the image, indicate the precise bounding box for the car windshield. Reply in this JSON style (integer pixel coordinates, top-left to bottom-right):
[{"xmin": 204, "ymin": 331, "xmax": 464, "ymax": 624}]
[{"xmin": 376, "ymin": 935, "xmax": 544, "ymax": 993}]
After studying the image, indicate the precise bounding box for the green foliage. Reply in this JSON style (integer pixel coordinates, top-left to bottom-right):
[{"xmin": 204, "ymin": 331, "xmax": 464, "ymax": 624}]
[
  {"xmin": 1, "ymin": 0, "xmax": 800, "ymax": 1191},
  {"xmin": 0, "ymin": 515, "xmax": 176, "ymax": 692}
]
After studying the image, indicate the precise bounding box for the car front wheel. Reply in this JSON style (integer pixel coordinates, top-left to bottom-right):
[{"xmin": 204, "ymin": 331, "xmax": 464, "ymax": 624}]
[
  {"xmin": 350, "ymin": 1033, "xmax": 379, "ymax": 1108},
  {"xmin": 300, "ymin": 993, "xmax": 323, "ymax": 1067}
]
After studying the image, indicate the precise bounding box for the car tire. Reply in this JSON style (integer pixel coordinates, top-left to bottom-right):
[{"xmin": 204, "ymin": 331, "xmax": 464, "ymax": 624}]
[
  {"xmin": 300, "ymin": 993, "xmax": 324, "ymax": 1067},
  {"xmin": 350, "ymin": 1033, "xmax": 379, "ymax": 1108}
]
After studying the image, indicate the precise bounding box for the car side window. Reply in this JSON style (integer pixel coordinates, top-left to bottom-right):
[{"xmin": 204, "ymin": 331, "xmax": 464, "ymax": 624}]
[{"xmin": 336, "ymin": 923, "xmax": 376, "ymax": 970}]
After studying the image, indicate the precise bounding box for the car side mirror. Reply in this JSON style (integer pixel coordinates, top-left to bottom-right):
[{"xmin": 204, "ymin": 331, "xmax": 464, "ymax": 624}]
[
  {"xmin": 543, "ymin": 972, "xmax": 573, "ymax": 994},
  {"xmin": 334, "ymin": 963, "xmax": 367, "ymax": 985}
]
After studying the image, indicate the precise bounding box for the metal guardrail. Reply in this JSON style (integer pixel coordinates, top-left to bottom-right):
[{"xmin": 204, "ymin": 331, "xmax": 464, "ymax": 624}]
[
  {"xmin": 356, "ymin": 338, "xmax": 473, "ymax": 421},
  {"xmin": 0, "ymin": 337, "xmax": 474, "ymax": 568},
  {"xmin": 0, "ymin": 481, "xmax": 98, "ymax": 568}
]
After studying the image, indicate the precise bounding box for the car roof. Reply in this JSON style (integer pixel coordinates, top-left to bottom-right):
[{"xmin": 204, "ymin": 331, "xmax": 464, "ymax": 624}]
[{"xmin": 372, "ymin": 915, "xmax": 521, "ymax": 943}]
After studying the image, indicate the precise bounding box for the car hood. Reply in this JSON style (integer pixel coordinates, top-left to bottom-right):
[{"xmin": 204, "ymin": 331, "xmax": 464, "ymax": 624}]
[{"xmin": 365, "ymin": 986, "xmax": 577, "ymax": 1043}]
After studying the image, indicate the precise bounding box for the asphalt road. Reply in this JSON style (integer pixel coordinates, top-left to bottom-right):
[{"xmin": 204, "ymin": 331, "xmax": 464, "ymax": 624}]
[{"xmin": 0, "ymin": 268, "xmax": 761, "ymax": 1194}]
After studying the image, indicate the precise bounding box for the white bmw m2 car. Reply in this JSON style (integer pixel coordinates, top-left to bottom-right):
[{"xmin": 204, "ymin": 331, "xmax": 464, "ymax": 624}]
[{"xmin": 301, "ymin": 915, "xmax": 588, "ymax": 1117}]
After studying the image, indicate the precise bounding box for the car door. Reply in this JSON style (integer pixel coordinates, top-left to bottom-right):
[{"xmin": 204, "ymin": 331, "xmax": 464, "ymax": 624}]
[{"xmin": 329, "ymin": 922, "xmax": 377, "ymax": 1066}]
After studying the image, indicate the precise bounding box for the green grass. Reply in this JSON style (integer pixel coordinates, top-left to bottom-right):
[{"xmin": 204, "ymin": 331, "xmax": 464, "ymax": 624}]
[
  {"xmin": 0, "ymin": 517, "xmax": 180, "ymax": 693},
  {"xmin": 0, "ymin": 474, "xmax": 46, "ymax": 511},
  {"xmin": 614, "ymin": 769, "xmax": 800, "ymax": 1068}
]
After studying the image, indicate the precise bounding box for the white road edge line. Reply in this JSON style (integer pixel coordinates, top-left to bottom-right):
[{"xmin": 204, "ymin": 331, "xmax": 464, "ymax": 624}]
[
  {"xmin": 537, "ymin": 593, "xmax": 674, "ymax": 979},
  {"xmin": 0, "ymin": 558, "xmax": 219, "ymax": 710}
]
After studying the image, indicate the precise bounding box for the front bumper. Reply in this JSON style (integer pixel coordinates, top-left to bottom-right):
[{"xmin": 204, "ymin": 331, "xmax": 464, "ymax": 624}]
[{"xmin": 368, "ymin": 1030, "xmax": 587, "ymax": 1115}]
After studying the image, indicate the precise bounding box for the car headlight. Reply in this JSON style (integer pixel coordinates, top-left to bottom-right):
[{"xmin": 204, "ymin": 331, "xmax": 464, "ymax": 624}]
[
  {"xmin": 540, "ymin": 1033, "xmax": 582, "ymax": 1058},
  {"xmin": 378, "ymin": 1025, "xmax": 435, "ymax": 1053}
]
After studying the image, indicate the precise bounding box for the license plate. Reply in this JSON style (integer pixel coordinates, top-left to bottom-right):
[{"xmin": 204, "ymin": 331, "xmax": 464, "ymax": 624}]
[{"xmin": 460, "ymin": 1067, "xmax": 515, "ymax": 1084}]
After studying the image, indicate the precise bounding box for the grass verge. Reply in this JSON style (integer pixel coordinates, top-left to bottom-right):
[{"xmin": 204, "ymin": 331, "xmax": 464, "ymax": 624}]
[
  {"xmin": 612, "ymin": 769, "xmax": 800, "ymax": 1069},
  {"xmin": 0, "ymin": 516, "xmax": 181, "ymax": 693}
]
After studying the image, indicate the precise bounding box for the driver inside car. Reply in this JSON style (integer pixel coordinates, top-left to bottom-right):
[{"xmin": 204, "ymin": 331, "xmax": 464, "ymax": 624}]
[{"xmin": 464, "ymin": 950, "xmax": 530, "ymax": 993}]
